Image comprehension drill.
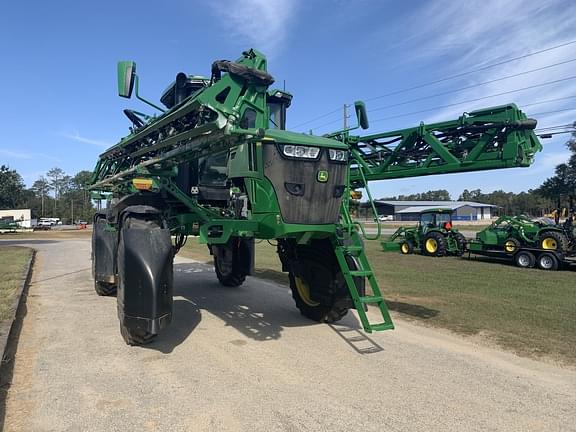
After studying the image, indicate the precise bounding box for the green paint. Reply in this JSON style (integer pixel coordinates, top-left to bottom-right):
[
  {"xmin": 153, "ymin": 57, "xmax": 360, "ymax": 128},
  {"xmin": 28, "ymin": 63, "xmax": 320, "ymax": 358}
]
[{"xmin": 90, "ymin": 49, "xmax": 544, "ymax": 334}]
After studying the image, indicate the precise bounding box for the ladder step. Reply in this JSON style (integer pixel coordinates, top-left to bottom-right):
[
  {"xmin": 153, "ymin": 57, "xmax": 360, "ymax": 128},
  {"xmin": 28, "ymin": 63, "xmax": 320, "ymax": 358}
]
[
  {"xmin": 360, "ymin": 295, "xmax": 383, "ymax": 304},
  {"xmin": 370, "ymin": 322, "xmax": 395, "ymax": 332},
  {"xmin": 343, "ymin": 246, "xmax": 363, "ymax": 255},
  {"xmin": 349, "ymin": 270, "xmax": 373, "ymax": 277}
]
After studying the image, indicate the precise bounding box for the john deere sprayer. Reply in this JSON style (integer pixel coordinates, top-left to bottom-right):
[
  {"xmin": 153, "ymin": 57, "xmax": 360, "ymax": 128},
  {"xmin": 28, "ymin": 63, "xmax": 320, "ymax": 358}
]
[{"xmin": 89, "ymin": 49, "xmax": 542, "ymax": 345}]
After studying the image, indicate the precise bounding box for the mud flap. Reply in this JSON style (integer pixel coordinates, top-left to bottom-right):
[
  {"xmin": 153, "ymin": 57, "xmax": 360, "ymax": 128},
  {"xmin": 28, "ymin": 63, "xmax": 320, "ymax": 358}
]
[
  {"xmin": 92, "ymin": 213, "xmax": 117, "ymax": 284},
  {"xmin": 117, "ymin": 207, "xmax": 173, "ymax": 336}
]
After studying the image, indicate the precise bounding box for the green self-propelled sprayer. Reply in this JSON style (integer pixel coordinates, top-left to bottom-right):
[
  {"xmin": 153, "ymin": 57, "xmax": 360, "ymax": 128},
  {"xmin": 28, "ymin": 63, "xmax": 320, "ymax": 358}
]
[{"xmin": 89, "ymin": 49, "xmax": 542, "ymax": 345}]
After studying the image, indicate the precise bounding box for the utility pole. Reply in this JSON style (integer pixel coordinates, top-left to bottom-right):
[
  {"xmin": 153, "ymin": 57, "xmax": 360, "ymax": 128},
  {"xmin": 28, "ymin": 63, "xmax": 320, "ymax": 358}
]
[
  {"xmin": 71, "ymin": 199, "xmax": 74, "ymax": 225},
  {"xmin": 343, "ymin": 104, "xmax": 349, "ymax": 129}
]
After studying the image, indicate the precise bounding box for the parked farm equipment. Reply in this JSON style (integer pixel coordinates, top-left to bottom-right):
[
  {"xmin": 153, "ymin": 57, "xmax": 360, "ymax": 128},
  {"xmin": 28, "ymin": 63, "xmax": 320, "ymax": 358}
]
[
  {"xmin": 381, "ymin": 208, "xmax": 466, "ymax": 256},
  {"xmin": 89, "ymin": 49, "xmax": 542, "ymax": 345},
  {"xmin": 468, "ymin": 215, "xmax": 576, "ymax": 270}
]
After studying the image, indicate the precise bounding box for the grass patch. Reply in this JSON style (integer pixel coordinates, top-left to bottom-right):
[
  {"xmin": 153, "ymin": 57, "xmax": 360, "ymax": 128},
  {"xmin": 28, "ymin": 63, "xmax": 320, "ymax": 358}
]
[
  {"xmin": 181, "ymin": 238, "xmax": 576, "ymax": 364},
  {"xmin": 0, "ymin": 247, "xmax": 32, "ymax": 322}
]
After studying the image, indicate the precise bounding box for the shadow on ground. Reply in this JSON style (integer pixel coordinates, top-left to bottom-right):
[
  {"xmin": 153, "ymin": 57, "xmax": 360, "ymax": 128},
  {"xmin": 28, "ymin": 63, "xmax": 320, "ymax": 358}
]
[{"xmin": 386, "ymin": 301, "xmax": 440, "ymax": 319}]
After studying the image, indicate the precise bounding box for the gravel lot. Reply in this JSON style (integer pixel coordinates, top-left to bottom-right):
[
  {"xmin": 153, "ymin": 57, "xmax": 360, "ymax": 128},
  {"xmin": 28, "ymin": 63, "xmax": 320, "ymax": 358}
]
[{"xmin": 1, "ymin": 237, "xmax": 574, "ymax": 432}]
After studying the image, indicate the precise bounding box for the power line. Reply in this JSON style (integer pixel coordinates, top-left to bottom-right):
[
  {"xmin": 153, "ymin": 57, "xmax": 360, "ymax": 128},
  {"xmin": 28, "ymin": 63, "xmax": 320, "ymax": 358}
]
[
  {"xmin": 292, "ymin": 39, "xmax": 576, "ymax": 131},
  {"xmin": 530, "ymin": 107, "xmax": 576, "ymax": 117},
  {"xmin": 370, "ymin": 75, "xmax": 576, "ymax": 124},
  {"xmin": 364, "ymin": 39, "xmax": 576, "ymax": 103},
  {"xmin": 535, "ymin": 123, "xmax": 575, "ymax": 131},
  {"xmin": 308, "ymin": 117, "xmax": 341, "ymax": 132},
  {"xmin": 522, "ymin": 96, "xmax": 576, "ymax": 108},
  {"xmin": 291, "ymin": 107, "xmax": 341, "ymax": 129},
  {"xmin": 369, "ymin": 59, "xmax": 576, "ymax": 113}
]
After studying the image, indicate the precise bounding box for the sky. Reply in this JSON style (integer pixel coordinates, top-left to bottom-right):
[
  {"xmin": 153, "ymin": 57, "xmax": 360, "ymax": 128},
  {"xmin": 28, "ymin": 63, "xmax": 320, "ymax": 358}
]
[{"xmin": 1, "ymin": 0, "xmax": 575, "ymax": 200}]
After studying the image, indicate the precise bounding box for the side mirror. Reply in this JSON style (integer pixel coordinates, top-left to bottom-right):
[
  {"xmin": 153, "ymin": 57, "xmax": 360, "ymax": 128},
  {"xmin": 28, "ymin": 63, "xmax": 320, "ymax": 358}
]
[
  {"xmin": 354, "ymin": 101, "xmax": 369, "ymax": 130},
  {"xmin": 118, "ymin": 61, "xmax": 137, "ymax": 98}
]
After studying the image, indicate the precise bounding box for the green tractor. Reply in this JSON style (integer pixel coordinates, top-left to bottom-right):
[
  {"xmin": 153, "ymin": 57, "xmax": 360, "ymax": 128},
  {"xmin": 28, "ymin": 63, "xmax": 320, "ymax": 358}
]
[
  {"xmin": 89, "ymin": 49, "xmax": 542, "ymax": 345},
  {"xmin": 473, "ymin": 215, "xmax": 569, "ymax": 254},
  {"xmin": 382, "ymin": 208, "xmax": 466, "ymax": 257}
]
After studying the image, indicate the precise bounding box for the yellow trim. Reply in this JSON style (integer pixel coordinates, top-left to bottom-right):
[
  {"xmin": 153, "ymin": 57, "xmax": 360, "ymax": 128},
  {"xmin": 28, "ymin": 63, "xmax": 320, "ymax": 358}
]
[
  {"xmin": 541, "ymin": 238, "xmax": 558, "ymax": 250},
  {"xmin": 401, "ymin": 243, "xmax": 410, "ymax": 254},
  {"xmin": 504, "ymin": 240, "xmax": 517, "ymax": 253},
  {"xmin": 425, "ymin": 238, "xmax": 438, "ymax": 253},
  {"xmin": 295, "ymin": 277, "xmax": 319, "ymax": 306},
  {"xmin": 132, "ymin": 178, "xmax": 153, "ymax": 190}
]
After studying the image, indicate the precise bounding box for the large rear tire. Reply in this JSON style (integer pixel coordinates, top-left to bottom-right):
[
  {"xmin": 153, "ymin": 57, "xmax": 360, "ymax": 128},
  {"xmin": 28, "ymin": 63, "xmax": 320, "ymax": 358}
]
[
  {"xmin": 423, "ymin": 232, "xmax": 447, "ymax": 257},
  {"xmin": 92, "ymin": 214, "xmax": 117, "ymax": 296},
  {"xmin": 453, "ymin": 232, "xmax": 466, "ymax": 256},
  {"xmin": 539, "ymin": 231, "xmax": 568, "ymax": 253},
  {"xmin": 117, "ymin": 209, "xmax": 173, "ymax": 346},
  {"xmin": 95, "ymin": 281, "xmax": 116, "ymax": 296}
]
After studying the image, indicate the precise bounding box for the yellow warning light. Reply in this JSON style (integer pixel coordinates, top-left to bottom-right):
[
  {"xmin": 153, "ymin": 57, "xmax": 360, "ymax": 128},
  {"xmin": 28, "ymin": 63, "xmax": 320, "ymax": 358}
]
[
  {"xmin": 132, "ymin": 178, "xmax": 153, "ymax": 190},
  {"xmin": 350, "ymin": 190, "xmax": 363, "ymax": 200}
]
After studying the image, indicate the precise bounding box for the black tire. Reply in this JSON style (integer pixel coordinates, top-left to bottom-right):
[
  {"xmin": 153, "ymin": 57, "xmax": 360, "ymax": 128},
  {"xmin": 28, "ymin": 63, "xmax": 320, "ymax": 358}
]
[
  {"xmin": 453, "ymin": 232, "xmax": 466, "ymax": 256},
  {"xmin": 536, "ymin": 252, "xmax": 559, "ymax": 271},
  {"xmin": 213, "ymin": 243, "xmax": 247, "ymax": 287},
  {"xmin": 286, "ymin": 240, "xmax": 359, "ymax": 323},
  {"xmin": 514, "ymin": 250, "xmax": 536, "ymax": 268},
  {"xmin": 538, "ymin": 231, "xmax": 568, "ymax": 253},
  {"xmin": 92, "ymin": 215, "xmax": 117, "ymax": 296},
  {"xmin": 120, "ymin": 324, "xmax": 157, "ymax": 346},
  {"xmin": 95, "ymin": 281, "xmax": 116, "ymax": 296},
  {"xmin": 503, "ymin": 237, "xmax": 522, "ymax": 255},
  {"xmin": 117, "ymin": 213, "xmax": 167, "ymax": 346},
  {"xmin": 423, "ymin": 232, "xmax": 447, "ymax": 257},
  {"xmin": 400, "ymin": 240, "xmax": 414, "ymax": 255}
]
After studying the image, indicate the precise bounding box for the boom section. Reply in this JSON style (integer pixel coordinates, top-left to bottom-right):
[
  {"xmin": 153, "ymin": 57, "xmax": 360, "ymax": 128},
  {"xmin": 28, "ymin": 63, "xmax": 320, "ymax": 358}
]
[
  {"xmin": 339, "ymin": 104, "xmax": 542, "ymax": 186},
  {"xmin": 90, "ymin": 49, "xmax": 274, "ymax": 191}
]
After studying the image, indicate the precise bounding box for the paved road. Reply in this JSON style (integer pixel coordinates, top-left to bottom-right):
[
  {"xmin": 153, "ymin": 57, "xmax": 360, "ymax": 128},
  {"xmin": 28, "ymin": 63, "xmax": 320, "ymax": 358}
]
[{"xmin": 1, "ymin": 238, "xmax": 575, "ymax": 431}]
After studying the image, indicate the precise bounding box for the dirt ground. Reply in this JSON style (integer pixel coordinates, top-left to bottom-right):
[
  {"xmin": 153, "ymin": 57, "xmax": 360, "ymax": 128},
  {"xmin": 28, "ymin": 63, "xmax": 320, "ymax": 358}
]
[{"xmin": 0, "ymin": 236, "xmax": 574, "ymax": 431}]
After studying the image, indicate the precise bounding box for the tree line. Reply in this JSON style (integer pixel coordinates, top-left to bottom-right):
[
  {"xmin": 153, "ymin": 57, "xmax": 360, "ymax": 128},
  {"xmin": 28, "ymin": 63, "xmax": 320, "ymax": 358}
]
[{"xmin": 0, "ymin": 166, "xmax": 95, "ymax": 223}]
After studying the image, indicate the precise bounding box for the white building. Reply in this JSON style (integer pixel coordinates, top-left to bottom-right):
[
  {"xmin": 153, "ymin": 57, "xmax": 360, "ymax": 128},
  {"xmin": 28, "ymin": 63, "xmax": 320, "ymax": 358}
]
[
  {"xmin": 0, "ymin": 209, "xmax": 32, "ymax": 228},
  {"xmin": 371, "ymin": 201, "xmax": 496, "ymax": 221}
]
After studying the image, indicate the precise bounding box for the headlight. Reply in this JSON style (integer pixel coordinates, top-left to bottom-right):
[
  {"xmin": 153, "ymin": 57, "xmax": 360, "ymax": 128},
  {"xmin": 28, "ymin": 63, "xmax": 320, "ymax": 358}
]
[
  {"xmin": 282, "ymin": 145, "xmax": 320, "ymax": 159},
  {"xmin": 329, "ymin": 149, "xmax": 348, "ymax": 162}
]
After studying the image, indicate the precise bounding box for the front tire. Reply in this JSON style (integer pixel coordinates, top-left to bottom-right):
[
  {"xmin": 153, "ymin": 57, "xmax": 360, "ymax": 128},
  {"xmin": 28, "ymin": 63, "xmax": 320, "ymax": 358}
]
[
  {"xmin": 504, "ymin": 237, "xmax": 521, "ymax": 255},
  {"xmin": 214, "ymin": 250, "xmax": 246, "ymax": 287},
  {"xmin": 400, "ymin": 240, "xmax": 414, "ymax": 255},
  {"xmin": 283, "ymin": 239, "xmax": 359, "ymax": 324}
]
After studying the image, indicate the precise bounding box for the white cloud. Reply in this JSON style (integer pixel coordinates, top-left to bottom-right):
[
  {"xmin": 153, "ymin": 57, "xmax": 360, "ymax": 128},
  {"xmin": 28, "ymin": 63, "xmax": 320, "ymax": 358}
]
[
  {"xmin": 209, "ymin": 0, "xmax": 298, "ymax": 57},
  {"xmin": 370, "ymin": 0, "xmax": 576, "ymax": 128},
  {"xmin": 0, "ymin": 149, "xmax": 61, "ymax": 162},
  {"xmin": 61, "ymin": 131, "xmax": 112, "ymax": 148}
]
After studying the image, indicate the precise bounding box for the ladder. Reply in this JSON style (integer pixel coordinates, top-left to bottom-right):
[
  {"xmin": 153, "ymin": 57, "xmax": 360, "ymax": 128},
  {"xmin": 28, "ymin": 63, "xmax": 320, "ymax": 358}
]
[{"xmin": 333, "ymin": 232, "xmax": 394, "ymax": 333}]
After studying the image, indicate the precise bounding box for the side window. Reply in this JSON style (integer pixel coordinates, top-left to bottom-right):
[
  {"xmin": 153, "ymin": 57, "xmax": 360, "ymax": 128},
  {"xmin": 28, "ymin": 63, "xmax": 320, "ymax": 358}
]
[
  {"xmin": 198, "ymin": 151, "xmax": 229, "ymax": 187},
  {"xmin": 240, "ymin": 109, "xmax": 256, "ymax": 129},
  {"xmin": 420, "ymin": 213, "xmax": 434, "ymax": 227}
]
